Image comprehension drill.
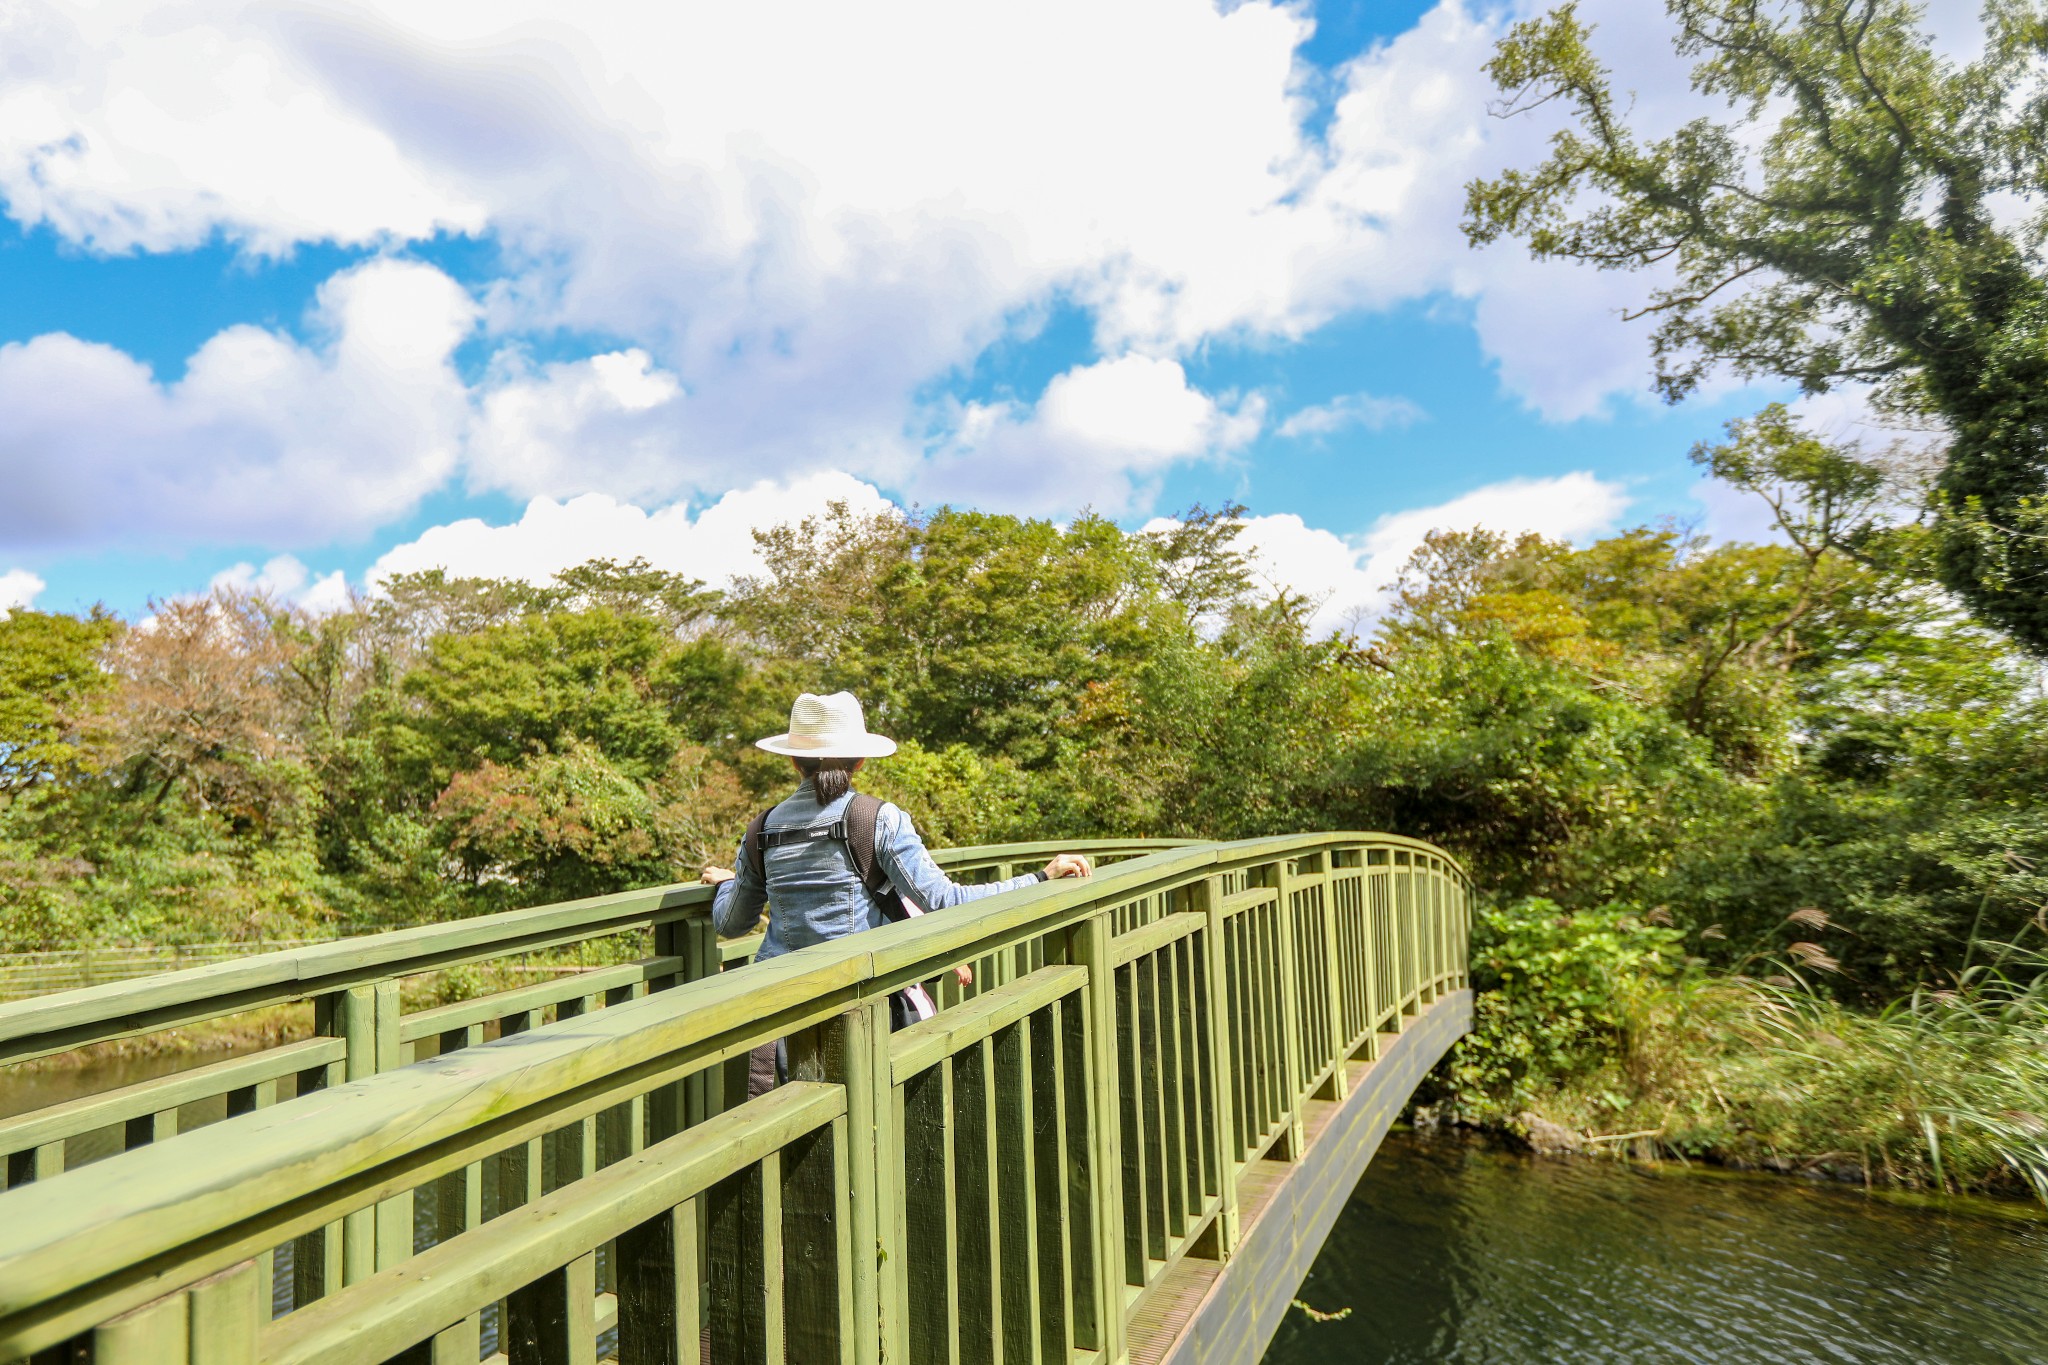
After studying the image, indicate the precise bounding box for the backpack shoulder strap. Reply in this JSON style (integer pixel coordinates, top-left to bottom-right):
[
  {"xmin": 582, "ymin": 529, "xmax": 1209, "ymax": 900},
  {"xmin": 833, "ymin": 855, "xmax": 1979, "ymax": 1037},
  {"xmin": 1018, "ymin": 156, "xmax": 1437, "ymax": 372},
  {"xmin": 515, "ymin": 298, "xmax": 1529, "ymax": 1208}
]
[
  {"xmin": 741, "ymin": 806, "xmax": 774, "ymax": 881},
  {"xmin": 844, "ymin": 793, "xmax": 889, "ymax": 893}
]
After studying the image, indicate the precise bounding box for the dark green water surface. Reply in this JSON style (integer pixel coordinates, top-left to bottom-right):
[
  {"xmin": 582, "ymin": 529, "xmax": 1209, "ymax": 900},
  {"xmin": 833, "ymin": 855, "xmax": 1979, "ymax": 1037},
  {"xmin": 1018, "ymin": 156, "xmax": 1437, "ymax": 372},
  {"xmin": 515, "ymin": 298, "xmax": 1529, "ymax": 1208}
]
[{"xmin": 1263, "ymin": 1132, "xmax": 2048, "ymax": 1365}]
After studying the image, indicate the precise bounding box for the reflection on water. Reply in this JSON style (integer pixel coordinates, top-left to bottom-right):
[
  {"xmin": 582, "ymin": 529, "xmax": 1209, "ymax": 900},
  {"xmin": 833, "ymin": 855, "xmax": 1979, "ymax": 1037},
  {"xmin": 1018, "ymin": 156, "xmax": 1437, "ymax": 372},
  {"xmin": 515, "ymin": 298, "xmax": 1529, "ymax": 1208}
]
[{"xmin": 1265, "ymin": 1131, "xmax": 2048, "ymax": 1365}]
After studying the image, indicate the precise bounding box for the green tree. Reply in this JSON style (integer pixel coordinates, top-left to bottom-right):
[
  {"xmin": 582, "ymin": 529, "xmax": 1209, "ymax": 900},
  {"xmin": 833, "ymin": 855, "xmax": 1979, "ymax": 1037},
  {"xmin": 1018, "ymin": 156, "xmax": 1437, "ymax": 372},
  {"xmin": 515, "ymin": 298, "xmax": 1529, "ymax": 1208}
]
[
  {"xmin": 0, "ymin": 608, "xmax": 120, "ymax": 795},
  {"xmin": 1464, "ymin": 0, "xmax": 2048, "ymax": 649}
]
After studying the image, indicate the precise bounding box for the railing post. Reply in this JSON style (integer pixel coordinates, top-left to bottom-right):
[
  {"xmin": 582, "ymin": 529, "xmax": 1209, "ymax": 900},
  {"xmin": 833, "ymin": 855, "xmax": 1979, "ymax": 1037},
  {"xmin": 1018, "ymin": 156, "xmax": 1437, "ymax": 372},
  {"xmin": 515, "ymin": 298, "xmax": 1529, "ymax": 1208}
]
[
  {"xmin": 1270, "ymin": 860, "xmax": 1306, "ymax": 1160},
  {"xmin": 1068, "ymin": 910, "xmax": 1129, "ymax": 1365},
  {"xmin": 317, "ymin": 981, "xmax": 411, "ymax": 1281},
  {"xmin": 1317, "ymin": 858, "xmax": 1348, "ymax": 1100},
  {"xmin": 92, "ymin": 1261, "xmax": 262, "ymax": 1365},
  {"xmin": 1194, "ymin": 875, "xmax": 1239, "ymax": 1259},
  {"xmin": 789, "ymin": 998, "xmax": 899, "ymax": 1365}
]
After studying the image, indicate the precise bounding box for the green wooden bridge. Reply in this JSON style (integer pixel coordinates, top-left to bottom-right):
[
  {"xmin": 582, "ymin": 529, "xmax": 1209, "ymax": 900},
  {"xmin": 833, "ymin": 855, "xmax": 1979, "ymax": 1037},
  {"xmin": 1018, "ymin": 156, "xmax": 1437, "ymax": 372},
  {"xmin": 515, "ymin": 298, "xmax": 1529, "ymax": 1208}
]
[{"xmin": 0, "ymin": 832, "xmax": 1472, "ymax": 1365}]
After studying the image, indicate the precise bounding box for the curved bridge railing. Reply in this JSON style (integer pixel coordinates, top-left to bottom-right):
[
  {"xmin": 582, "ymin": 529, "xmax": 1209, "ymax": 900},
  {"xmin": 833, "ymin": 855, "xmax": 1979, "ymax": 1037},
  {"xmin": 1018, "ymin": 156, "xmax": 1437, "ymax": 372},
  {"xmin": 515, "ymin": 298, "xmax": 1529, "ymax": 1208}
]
[
  {"xmin": 0, "ymin": 839, "xmax": 1184, "ymax": 1187},
  {"xmin": 0, "ymin": 832, "xmax": 1471, "ymax": 1364}
]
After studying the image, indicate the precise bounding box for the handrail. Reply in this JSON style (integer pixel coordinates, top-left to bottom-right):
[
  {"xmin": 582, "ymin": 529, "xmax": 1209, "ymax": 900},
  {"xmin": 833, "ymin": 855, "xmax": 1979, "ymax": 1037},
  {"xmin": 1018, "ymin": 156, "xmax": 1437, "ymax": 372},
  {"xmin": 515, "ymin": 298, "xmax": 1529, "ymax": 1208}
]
[
  {"xmin": 0, "ymin": 831, "xmax": 1472, "ymax": 1363},
  {"xmin": 0, "ymin": 838, "xmax": 1186, "ymax": 1190}
]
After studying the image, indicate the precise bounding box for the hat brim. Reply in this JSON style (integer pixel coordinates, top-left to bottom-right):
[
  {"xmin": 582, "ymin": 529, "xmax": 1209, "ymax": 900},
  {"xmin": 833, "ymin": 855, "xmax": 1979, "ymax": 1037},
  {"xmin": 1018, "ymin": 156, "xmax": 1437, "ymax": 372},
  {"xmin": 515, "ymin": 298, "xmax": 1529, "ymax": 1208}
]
[{"xmin": 755, "ymin": 733, "xmax": 898, "ymax": 758}]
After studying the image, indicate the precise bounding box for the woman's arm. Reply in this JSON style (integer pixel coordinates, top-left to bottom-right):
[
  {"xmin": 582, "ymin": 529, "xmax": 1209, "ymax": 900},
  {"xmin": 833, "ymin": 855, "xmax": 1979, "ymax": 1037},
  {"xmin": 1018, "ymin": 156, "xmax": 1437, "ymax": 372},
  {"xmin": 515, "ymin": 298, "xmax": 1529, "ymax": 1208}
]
[
  {"xmin": 872, "ymin": 804, "xmax": 1087, "ymax": 912},
  {"xmin": 705, "ymin": 838, "xmax": 767, "ymax": 937}
]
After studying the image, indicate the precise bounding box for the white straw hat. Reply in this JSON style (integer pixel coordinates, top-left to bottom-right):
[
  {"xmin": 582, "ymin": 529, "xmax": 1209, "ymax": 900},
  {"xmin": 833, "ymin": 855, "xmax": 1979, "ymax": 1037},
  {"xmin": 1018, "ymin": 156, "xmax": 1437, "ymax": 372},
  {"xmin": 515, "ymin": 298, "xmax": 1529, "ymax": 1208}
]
[{"xmin": 755, "ymin": 691, "xmax": 898, "ymax": 759}]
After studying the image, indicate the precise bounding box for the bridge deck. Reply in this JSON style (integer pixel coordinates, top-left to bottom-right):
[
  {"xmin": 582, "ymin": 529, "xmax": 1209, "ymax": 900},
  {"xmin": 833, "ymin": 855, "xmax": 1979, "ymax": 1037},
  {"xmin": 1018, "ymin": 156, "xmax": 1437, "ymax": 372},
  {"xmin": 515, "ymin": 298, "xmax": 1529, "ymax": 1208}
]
[{"xmin": 1132, "ymin": 990, "xmax": 1472, "ymax": 1364}]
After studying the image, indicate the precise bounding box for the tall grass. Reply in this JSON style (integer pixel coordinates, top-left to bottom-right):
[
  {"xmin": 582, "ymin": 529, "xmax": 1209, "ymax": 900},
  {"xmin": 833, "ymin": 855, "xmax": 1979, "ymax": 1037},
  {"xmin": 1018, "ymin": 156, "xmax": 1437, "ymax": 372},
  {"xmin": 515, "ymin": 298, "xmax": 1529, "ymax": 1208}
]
[{"xmin": 1445, "ymin": 898, "xmax": 2048, "ymax": 1203}]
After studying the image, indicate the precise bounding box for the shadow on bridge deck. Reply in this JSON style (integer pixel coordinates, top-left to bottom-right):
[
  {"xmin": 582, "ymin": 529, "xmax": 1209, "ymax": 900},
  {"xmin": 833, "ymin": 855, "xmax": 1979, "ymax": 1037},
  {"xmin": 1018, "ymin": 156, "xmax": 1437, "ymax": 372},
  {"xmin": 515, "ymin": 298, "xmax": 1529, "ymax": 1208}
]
[{"xmin": 1131, "ymin": 989, "xmax": 1474, "ymax": 1365}]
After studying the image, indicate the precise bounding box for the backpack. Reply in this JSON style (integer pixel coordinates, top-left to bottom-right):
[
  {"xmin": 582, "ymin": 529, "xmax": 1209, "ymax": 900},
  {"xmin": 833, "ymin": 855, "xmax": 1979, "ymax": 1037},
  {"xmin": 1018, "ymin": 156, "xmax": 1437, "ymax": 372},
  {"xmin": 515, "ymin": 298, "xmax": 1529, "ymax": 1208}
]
[
  {"xmin": 742, "ymin": 791, "xmax": 909, "ymax": 922},
  {"xmin": 743, "ymin": 792, "xmax": 934, "ymax": 1029}
]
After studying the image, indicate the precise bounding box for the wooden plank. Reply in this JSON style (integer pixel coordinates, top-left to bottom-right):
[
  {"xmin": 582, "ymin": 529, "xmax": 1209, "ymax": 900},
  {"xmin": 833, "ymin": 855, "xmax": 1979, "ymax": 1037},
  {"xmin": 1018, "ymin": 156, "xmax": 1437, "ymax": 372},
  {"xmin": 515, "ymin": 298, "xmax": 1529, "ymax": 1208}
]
[
  {"xmin": 1136, "ymin": 956, "xmax": 1169, "ymax": 1260},
  {"xmin": 992, "ymin": 1023, "xmax": 1038, "ymax": 1365},
  {"xmin": 1057, "ymin": 988, "xmax": 1098, "ymax": 1355},
  {"xmin": 900, "ymin": 1064, "xmax": 955, "ymax": 1365},
  {"xmin": 1172, "ymin": 937, "xmax": 1207, "ymax": 1220},
  {"xmin": 90, "ymin": 1291, "xmax": 186, "ymax": 1365},
  {"xmin": 5, "ymin": 1142, "xmax": 62, "ymax": 1190},
  {"xmin": 1195, "ymin": 877, "xmax": 1238, "ymax": 1256},
  {"xmin": 0, "ymin": 1038, "xmax": 341, "ymax": 1155},
  {"xmin": 400, "ymin": 958, "xmax": 685, "ymax": 1043},
  {"xmin": 1028, "ymin": 1004, "xmax": 1073, "ymax": 1362},
  {"xmin": 185, "ymin": 1261, "xmax": 261, "ymax": 1365},
  {"xmin": 121, "ymin": 1109, "xmax": 175, "ymax": 1151},
  {"xmin": 780, "ymin": 1117, "xmax": 844, "ymax": 1364},
  {"xmin": 0, "ymin": 839, "xmax": 1278, "ymax": 1067},
  {"xmin": 505, "ymin": 1252, "xmax": 597, "ymax": 1365},
  {"xmin": 615, "ymin": 1201, "xmax": 699, "ymax": 1365},
  {"xmin": 390, "ymin": 1315, "xmax": 482, "ymax": 1365},
  {"xmin": 708, "ymin": 1157, "xmax": 770, "ymax": 1365},
  {"xmin": 1157, "ymin": 946, "xmax": 1188, "ymax": 1240},
  {"xmin": 1113, "ymin": 963, "xmax": 1147, "ymax": 1289},
  {"xmin": 257, "ymin": 1084, "xmax": 837, "ymax": 1365},
  {"xmin": 837, "ymin": 999, "xmax": 895, "ymax": 1365},
  {"xmin": 1107, "ymin": 913, "xmax": 1203, "ymax": 968},
  {"xmin": 951, "ymin": 1042, "xmax": 996, "ymax": 1365},
  {"xmin": 888, "ymin": 966, "xmax": 1086, "ymax": 1083},
  {"xmin": 1067, "ymin": 911, "xmax": 1126, "ymax": 1365},
  {"xmin": 1217, "ymin": 888, "xmax": 1276, "ymax": 917}
]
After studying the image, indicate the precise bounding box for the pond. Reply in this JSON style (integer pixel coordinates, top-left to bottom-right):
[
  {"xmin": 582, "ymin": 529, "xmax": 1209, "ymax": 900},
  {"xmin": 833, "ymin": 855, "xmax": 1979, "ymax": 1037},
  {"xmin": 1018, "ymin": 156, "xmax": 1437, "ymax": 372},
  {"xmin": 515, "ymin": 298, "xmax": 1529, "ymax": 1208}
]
[{"xmin": 1264, "ymin": 1131, "xmax": 2048, "ymax": 1364}]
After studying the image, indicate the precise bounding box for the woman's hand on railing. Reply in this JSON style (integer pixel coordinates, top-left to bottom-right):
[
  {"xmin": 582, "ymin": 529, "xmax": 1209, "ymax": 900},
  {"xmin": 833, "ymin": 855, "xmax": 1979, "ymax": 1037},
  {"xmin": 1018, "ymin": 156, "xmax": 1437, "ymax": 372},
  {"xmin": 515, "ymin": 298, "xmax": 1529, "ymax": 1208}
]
[
  {"xmin": 954, "ymin": 964, "xmax": 974, "ymax": 988},
  {"xmin": 1042, "ymin": 853, "xmax": 1093, "ymax": 879},
  {"xmin": 700, "ymin": 865, "xmax": 735, "ymax": 885}
]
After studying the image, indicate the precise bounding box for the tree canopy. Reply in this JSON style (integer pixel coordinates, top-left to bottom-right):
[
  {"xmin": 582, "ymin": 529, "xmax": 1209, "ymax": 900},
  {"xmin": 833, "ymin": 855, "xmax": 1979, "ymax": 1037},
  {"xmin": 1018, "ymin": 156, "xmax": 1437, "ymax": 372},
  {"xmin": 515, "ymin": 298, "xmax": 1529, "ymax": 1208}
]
[
  {"xmin": 1464, "ymin": 0, "xmax": 2048, "ymax": 650},
  {"xmin": 3, "ymin": 461, "xmax": 2043, "ymax": 1000}
]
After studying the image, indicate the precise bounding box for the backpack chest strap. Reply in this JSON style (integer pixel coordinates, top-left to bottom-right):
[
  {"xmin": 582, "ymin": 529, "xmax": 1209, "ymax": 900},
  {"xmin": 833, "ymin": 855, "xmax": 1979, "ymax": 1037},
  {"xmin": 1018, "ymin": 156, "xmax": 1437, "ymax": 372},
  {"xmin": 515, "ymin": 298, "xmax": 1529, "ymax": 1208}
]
[{"xmin": 756, "ymin": 820, "xmax": 848, "ymax": 850}]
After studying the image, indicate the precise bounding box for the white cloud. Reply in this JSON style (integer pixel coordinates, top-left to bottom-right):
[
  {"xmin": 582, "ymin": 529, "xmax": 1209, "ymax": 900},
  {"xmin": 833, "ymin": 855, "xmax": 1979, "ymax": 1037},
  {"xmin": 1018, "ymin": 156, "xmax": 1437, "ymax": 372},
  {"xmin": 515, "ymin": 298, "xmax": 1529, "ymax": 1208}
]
[
  {"xmin": 0, "ymin": 0, "xmax": 1994, "ymax": 549},
  {"xmin": 0, "ymin": 0, "xmax": 1705, "ymax": 506},
  {"xmin": 1153, "ymin": 470, "xmax": 1632, "ymax": 635},
  {"xmin": 1276, "ymin": 391, "xmax": 1425, "ymax": 439},
  {"xmin": 0, "ymin": 258, "xmax": 476, "ymax": 550},
  {"xmin": 367, "ymin": 471, "xmax": 896, "ymax": 590},
  {"xmin": 0, "ymin": 569, "xmax": 45, "ymax": 615},
  {"xmin": 906, "ymin": 355, "xmax": 1263, "ymax": 516},
  {"xmin": 207, "ymin": 555, "xmax": 352, "ymax": 615}
]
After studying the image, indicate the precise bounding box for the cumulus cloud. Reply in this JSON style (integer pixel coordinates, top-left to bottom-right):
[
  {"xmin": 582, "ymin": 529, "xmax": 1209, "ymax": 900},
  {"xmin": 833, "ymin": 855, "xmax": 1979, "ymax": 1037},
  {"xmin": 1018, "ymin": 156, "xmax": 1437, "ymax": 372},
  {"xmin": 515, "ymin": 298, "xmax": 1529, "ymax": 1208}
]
[
  {"xmin": 907, "ymin": 355, "xmax": 1263, "ymax": 516},
  {"xmin": 367, "ymin": 470, "xmax": 896, "ymax": 590},
  {"xmin": 207, "ymin": 555, "xmax": 352, "ymax": 615},
  {"xmin": 1154, "ymin": 471, "xmax": 1632, "ymax": 635},
  {"xmin": 0, "ymin": 569, "xmax": 45, "ymax": 614},
  {"xmin": 1276, "ymin": 391, "xmax": 1425, "ymax": 440},
  {"xmin": 0, "ymin": 0, "xmax": 1747, "ymax": 517},
  {"xmin": 0, "ymin": 258, "xmax": 476, "ymax": 550},
  {"xmin": 0, "ymin": 0, "xmax": 1992, "ymax": 555}
]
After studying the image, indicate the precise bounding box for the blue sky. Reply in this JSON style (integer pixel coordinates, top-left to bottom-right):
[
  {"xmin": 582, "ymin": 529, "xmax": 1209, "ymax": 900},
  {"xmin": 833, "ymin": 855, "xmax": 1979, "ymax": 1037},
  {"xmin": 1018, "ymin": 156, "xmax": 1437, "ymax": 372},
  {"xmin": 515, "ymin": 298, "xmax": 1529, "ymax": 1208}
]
[{"xmin": 0, "ymin": 0, "xmax": 1811, "ymax": 630}]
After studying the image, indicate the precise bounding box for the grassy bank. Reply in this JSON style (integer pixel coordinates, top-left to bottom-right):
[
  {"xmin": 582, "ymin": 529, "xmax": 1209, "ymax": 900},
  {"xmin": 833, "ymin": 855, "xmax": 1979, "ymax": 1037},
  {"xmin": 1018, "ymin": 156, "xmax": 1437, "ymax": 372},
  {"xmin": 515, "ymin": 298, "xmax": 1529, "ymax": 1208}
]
[{"xmin": 1424, "ymin": 899, "xmax": 2048, "ymax": 1203}]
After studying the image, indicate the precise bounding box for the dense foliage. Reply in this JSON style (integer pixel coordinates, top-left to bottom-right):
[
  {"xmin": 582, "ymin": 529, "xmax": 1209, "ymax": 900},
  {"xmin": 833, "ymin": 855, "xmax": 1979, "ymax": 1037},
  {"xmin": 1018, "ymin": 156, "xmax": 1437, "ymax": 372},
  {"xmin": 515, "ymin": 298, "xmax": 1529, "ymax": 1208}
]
[
  {"xmin": 1464, "ymin": 0, "xmax": 2048, "ymax": 652},
  {"xmin": 0, "ymin": 422, "xmax": 2038, "ymax": 986},
  {"xmin": 2, "ymin": 417, "xmax": 2045, "ymax": 1189}
]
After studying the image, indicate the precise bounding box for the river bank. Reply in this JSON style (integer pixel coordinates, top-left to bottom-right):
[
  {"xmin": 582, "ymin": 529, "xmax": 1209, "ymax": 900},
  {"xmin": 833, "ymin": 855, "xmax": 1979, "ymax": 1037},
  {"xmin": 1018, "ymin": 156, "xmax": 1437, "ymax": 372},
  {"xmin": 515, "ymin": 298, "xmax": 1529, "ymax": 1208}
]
[{"xmin": 1424, "ymin": 901, "xmax": 2048, "ymax": 1204}]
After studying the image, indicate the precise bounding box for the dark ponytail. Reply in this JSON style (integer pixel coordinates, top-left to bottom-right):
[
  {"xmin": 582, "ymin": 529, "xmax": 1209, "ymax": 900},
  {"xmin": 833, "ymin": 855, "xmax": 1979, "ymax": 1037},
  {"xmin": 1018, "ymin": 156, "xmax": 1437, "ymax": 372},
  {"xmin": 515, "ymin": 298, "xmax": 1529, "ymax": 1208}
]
[{"xmin": 796, "ymin": 757, "xmax": 860, "ymax": 803}]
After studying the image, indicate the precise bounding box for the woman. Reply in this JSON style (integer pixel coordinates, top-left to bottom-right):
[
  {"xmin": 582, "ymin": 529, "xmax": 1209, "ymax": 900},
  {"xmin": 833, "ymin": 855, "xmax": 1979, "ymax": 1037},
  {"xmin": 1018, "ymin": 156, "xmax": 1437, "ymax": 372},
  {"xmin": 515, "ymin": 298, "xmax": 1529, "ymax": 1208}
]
[{"xmin": 702, "ymin": 691, "xmax": 1092, "ymax": 1022}]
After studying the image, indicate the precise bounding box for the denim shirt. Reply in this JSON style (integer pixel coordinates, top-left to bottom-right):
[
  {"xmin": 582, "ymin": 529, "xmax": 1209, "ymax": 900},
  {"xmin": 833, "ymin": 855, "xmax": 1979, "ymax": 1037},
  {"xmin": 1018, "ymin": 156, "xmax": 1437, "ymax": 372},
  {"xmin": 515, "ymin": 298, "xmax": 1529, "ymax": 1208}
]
[{"xmin": 711, "ymin": 780, "xmax": 1040, "ymax": 961}]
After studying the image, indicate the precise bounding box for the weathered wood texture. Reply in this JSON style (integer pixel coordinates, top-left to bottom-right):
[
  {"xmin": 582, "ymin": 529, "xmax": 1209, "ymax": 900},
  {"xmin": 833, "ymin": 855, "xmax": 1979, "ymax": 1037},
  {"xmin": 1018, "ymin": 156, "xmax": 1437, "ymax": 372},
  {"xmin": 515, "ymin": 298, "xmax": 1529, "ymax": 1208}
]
[{"xmin": 0, "ymin": 832, "xmax": 1470, "ymax": 1365}]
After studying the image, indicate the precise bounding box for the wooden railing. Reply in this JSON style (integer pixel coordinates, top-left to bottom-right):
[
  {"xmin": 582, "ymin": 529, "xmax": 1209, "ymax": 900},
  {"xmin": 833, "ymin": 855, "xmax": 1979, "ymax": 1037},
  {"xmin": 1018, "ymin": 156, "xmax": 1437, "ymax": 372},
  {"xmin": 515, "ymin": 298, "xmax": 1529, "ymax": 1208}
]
[
  {"xmin": 0, "ymin": 832, "xmax": 1471, "ymax": 1364},
  {"xmin": 0, "ymin": 840, "xmax": 1181, "ymax": 1192}
]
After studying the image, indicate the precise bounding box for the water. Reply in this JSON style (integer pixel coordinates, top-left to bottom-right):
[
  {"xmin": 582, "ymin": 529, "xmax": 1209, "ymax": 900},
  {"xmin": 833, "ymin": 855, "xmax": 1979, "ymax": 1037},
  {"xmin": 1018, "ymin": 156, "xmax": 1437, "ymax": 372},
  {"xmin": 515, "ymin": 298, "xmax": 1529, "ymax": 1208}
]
[{"xmin": 1265, "ymin": 1132, "xmax": 2048, "ymax": 1365}]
